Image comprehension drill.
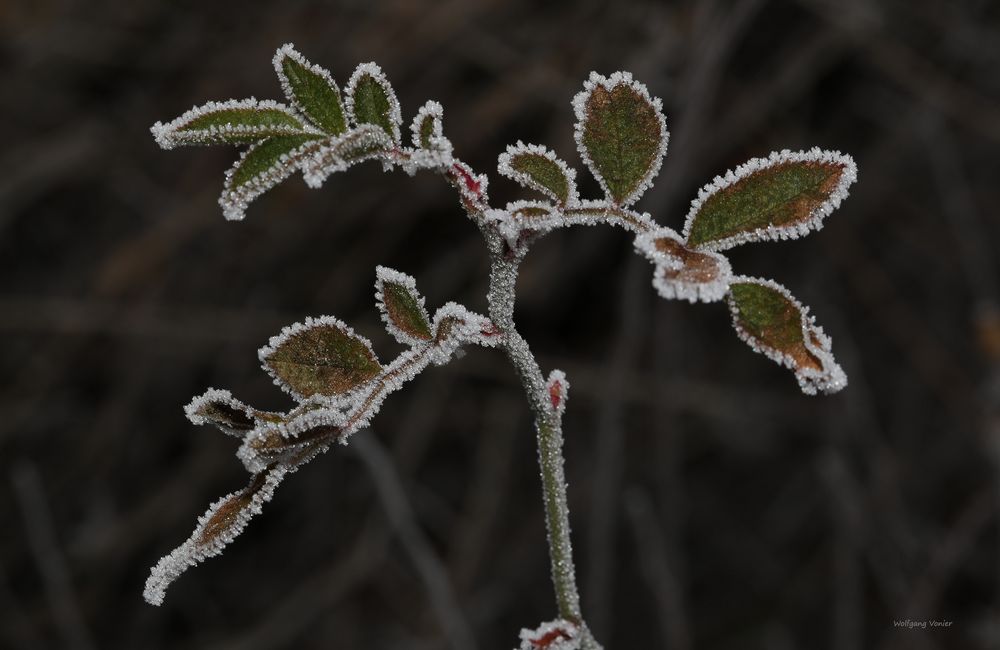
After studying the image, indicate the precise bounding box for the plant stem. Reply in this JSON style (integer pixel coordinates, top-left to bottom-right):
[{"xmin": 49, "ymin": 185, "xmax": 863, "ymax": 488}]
[{"xmin": 484, "ymin": 240, "xmax": 599, "ymax": 648}]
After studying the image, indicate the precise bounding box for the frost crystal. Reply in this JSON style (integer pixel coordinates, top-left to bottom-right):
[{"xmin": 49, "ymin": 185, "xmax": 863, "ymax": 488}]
[
  {"xmin": 143, "ymin": 465, "xmax": 287, "ymax": 605},
  {"xmin": 681, "ymin": 148, "xmax": 858, "ymax": 252},
  {"xmin": 516, "ymin": 619, "xmax": 580, "ymax": 650},
  {"xmin": 634, "ymin": 227, "xmax": 732, "ymax": 303}
]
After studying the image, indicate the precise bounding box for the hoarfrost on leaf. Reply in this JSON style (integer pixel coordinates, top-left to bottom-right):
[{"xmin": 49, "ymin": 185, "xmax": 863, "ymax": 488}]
[
  {"xmin": 259, "ymin": 315, "xmax": 382, "ymax": 399},
  {"xmin": 184, "ymin": 388, "xmax": 269, "ymax": 437},
  {"xmin": 299, "ymin": 124, "xmax": 394, "ymax": 189},
  {"xmin": 572, "ymin": 71, "xmax": 668, "ymax": 206},
  {"xmin": 682, "ymin": 148, "xmax": 858, "ymax": 251},
  {"xmin": 516, "ymin": 619, "xmax": 581, "ymax": 650},
  {"xmin": 151, "ymin": 98, "xmax": 316, "ymax": 149},
  {"xmin": 143, "ymin": 465, "xmax": 287, "ymax": 606},
  {"xmin": 219, "ymin": 133, "xmax": 325, "ymax": 220},
  {"xmin": 375, "ymin": 266, "xmax": 434, "ymax": 345},
  {"xmin": 634, "ymin": 227, "xmax": 732, "ymax": 303},
  {"xmin": 344, "ymin": 62, "xmax": 403, "ymax": 144},
  {"xmin": 726, "ymin": 276, "xmax": 847, "ymax": 395},
  {"xmin": 273, "ymin": 43, "xmax": 348, "ymax": 135},
  {"xmin": 498, "ymin": 142, "xmax": 578, "ymax": 206}
]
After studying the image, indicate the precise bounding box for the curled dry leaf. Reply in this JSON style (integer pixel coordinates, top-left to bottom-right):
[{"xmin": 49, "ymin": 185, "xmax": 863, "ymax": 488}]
[
  {"xmin": 726, "ymin": 276, "xmax": 847, "ymax": 395},
  {"xmin": 220, "ymin": 133, "xmax": 325, "ymax": 220},
  {"xmin": 634, "ymin": 228, "xmax": 732, "ymax": 303},
  {"xmin": 184, "ymin": 388, "xmax": 269, "ymax": 437},
  {"xmin": 516, "ymin": 619, "xmax": 580, "ymax": 650}
]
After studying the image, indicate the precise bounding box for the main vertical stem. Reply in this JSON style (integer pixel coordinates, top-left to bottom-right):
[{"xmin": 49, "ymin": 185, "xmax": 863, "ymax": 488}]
[{"xmin": 485, "ymin": 242, "xmax": 593, "ymax": 643}]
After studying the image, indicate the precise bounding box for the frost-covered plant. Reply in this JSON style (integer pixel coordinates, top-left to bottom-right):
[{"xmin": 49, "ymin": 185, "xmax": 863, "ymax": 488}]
[{"xmin": 146, "ymin": 44, "xmax": 857, "ymax": 648}]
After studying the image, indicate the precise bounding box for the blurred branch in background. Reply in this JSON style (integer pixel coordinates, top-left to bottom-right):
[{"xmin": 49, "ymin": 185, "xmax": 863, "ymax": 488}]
[{"xmin": 1, "ymin": 0, "xmax": 998, "ymax": 648}]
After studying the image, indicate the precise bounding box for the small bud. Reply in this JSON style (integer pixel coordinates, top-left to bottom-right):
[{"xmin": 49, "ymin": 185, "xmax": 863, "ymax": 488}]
[{"xmin": 546, "ymin": 370, "xmax": 568, "ymax": 418}]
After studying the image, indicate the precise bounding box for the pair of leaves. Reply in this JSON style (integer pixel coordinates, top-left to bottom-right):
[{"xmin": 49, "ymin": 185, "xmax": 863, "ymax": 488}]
[
  {"xmin": 634, "ymin": 148, "xmax": 857, "ymax": 394},
  {"xmin": 497, "ymin": 72, "xmax": 666, "ymax": 213},
  {"xmin": 257, "ymin": 266, "xmax": 439, "ymax": 401},
  {"xmin": 151, "ymin": 45, "xmax": 403, "ymax": 220}
]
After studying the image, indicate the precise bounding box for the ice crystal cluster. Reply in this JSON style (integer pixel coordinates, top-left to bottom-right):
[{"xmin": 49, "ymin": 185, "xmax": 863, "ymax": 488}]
[{"xmin": 146, "ymin": 43, "xmax": 857, "ymax": 645}]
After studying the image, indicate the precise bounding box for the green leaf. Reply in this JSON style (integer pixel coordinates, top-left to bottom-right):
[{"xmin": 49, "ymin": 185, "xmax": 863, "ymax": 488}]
[
  {"xmin": 345, "ymin": 63, "xmax": 401, "ymax": 142},
  {"xmin": 220, "ymin": 134, "xmax": 324, "ymax": 220},
  {"xmin": 418, "ymin": 113, "xmax": 435, "ymax": 148},
  {"xmin": 230, "ymin": 134, "xmax": 322, "ymax": 188},
  {"xmin": 410, "ymin": 101, "xmax": 452, "ymax": 156},
  {"xmin": 498, "ymin": 143, "xmax": 576, "ymax": 205},
  {"xmin": 151, "ymin": 99, "xmax": 308, "ymax": 149},
  {"xmin": 274, "ymin": 44, "xmax": 348, "ymax": 135},
  {"xmin": 375, "ymin": 267, "xmax": 433, "ymax": 344},
  {"xmin": 573, "ymin": 72, "xmax": 667, "ymax": 206},
  {"xmin": 683, "ymin": 149, "xmax": 857, "ymax": 251},
  {"xmin": 259, "ymin": 316, "xmax": 382, "ymax": 398},
  {"xmin": 727, "ymin": 277, "xmax": 846, "ymax": 395}
]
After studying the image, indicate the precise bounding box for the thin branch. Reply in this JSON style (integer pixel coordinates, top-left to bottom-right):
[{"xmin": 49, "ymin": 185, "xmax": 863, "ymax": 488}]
[
  {"xmin": 354, "ymin": 435, "xmax": 478, "ymax": 650},
  {"xmin": 11, "ymin": 462, "xmax": 97, "ymax": 650}
]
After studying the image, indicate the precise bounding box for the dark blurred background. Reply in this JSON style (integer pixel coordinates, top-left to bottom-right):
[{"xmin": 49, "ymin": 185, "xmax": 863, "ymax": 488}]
[{"xmin": 3, "ymin": 0, "xmax": 999, "ymax": 648}]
